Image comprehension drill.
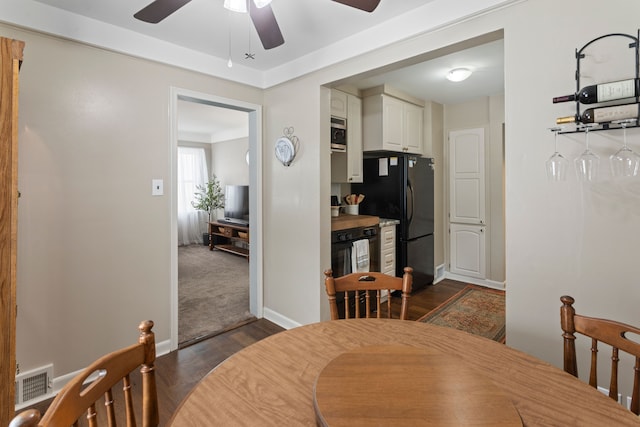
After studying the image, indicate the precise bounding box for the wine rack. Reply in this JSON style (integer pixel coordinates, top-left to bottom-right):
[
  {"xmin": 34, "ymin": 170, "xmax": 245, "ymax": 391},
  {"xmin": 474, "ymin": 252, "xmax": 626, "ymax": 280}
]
[{"xmin": 555, "ymin": 31, "xmax": 639, "ymax": 135}]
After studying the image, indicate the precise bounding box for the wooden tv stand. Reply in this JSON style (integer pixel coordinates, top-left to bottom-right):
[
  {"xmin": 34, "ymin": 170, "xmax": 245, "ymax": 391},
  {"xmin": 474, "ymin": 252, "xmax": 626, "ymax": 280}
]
[{"xmin": 208, "ymin": 221, "xmax": 249, "ymax": 260}]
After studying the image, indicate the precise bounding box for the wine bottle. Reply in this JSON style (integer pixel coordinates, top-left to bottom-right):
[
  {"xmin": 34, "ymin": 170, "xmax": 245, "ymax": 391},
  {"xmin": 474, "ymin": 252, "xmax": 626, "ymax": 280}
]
[
  {"xmin": 553, "ymin": 78, "xmax": 639, "ymax": 104},
  {"xmin": 556, "ymin": 102, "xmax": 640, "ymax": 124}
]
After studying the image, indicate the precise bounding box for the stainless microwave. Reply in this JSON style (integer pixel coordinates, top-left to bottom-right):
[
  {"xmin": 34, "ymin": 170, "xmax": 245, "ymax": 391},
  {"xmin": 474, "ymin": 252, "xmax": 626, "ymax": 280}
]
[{"xmin": 330, "ymin": 116, "xmax": 347, "ymax": 152}]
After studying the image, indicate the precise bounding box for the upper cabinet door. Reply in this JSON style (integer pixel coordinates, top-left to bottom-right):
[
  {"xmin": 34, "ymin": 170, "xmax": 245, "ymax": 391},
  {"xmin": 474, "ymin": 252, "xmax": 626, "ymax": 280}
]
[
  {"xmin": 331, "ymin": 90, "xmax": 363, "ymax": 183},
  {"xmin": 346, "ymin": 94, "xmax": 363, "ymax": 183},
  {"xmin": 381, "ymin": 95, "xmax": 404, "ymax": 151},
  {"xmin": 449, "ymin": 128, "xmax": 485, "ymax": 225},
  {"xmin": 404, "ymin": 102, "xmax": 423, "ymax": 155},
  {"xmin": 330, "ymin": 89, "xmax": 348, "ymax": 118}
]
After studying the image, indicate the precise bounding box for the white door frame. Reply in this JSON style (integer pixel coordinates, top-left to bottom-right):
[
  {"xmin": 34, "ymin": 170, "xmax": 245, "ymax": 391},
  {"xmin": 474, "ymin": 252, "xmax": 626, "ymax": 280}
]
[{"xmin": 168, "ymin": 87, "xmax": 263, "ymax": 351}]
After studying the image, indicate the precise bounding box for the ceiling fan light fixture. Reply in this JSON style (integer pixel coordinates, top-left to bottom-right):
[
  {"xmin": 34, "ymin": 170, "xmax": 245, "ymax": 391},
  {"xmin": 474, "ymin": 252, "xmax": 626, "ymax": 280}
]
[
  {"xmin": 446, "ymin": 67, "xmax": 472, "ymax": 82},
  {"xmin": 253, "ymin": 0, "xmax": 272, "ymax": 8},
  {"xmin": 224, "ymin": 0, "xmax": 247, "ymax": 13}
]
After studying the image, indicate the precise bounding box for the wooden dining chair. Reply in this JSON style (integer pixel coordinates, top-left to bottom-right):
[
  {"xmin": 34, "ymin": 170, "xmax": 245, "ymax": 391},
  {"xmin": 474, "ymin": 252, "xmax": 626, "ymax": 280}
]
[
  {"xmin": 560, "ymin": 295, "xmax": 640, "ymax": 415},
  {"xmin": 10, "ymin": 320, "xmax": 159, "ymax": 427},
  {"xmin": 324, "ymin": 267, "xmax": 413, "ymax": 320}
]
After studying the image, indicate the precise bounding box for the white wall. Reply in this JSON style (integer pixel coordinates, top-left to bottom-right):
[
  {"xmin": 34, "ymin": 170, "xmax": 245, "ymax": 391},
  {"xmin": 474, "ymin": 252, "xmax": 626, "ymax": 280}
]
[
  {"xmin": 503, "ymin": 0, "xmax": 640, "ymax": 397},
  {"xmin": 212, "ymin": 137, "xmax": 249, "ymax": 188},
  {"xmin": 261, "ymin": 80, "xmax": 329, "ymax": 326},
  {"xmin": 211, "ymin": 137, "xmax": 250, "ymax": 221},
  {"xmin": 429, "ymin": 102, "xmax": 445, "ymax": 272}
]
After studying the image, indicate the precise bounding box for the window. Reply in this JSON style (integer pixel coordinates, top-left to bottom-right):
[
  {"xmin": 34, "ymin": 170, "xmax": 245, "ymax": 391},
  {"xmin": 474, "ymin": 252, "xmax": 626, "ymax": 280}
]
[{"xmin": 177, "ymin": 146, "xmax": 209, "ymax": 245}]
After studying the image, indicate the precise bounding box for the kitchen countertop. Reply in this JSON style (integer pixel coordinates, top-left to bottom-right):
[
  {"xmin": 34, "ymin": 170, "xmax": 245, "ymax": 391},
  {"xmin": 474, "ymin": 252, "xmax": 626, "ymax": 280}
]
[
  {"xmin": 331, "ymin": 214, "xmax": 379, "ymax": 231},
  {"xmin": 379, "ymin": 218, "xmax": 400, "ymax": 227}
]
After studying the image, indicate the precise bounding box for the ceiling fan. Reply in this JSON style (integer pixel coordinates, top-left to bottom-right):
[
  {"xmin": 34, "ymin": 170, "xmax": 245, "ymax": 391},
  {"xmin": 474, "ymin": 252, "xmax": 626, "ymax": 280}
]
[{"xmin": 133, "ymin": 0, "xmax": 381, "ymax": 50}]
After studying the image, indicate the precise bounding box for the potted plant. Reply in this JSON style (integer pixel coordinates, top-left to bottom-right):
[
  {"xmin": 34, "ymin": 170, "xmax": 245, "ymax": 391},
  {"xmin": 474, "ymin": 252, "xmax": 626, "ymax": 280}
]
[{"xmin": 192, "ymin": 175, "xmax": 225, "ymax": 244}]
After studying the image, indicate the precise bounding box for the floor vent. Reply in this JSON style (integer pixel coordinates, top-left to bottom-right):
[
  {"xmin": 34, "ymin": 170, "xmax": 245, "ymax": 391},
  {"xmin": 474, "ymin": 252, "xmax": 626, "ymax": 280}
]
[{"xmin": 15, "ymin": 364, "xmax": 53, "ymax": 406}]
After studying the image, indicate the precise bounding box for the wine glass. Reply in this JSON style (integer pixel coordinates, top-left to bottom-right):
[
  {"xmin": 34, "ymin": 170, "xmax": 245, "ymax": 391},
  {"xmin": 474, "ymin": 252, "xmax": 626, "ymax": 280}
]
[
  {"xmin": 575, "ymin": 124, "xmax": 600, "ymax": 182},
  {"xmin": 546, "ymin": 127, "xmax": 569, "ymax": 181},
  {"xmin": 609, "ymin": 119, "xmax": 639, "ymax": 177}
]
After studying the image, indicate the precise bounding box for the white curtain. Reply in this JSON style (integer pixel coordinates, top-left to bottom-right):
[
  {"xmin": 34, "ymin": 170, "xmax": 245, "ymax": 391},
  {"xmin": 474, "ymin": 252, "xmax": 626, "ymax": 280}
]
[{"xmin": 177, "ymin": 147, "xmax": 209, "ymax": 246}]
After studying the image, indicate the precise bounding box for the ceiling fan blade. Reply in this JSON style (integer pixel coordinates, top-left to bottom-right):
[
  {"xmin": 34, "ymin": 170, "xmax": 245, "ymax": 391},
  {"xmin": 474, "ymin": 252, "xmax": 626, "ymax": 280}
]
[
  {"xmin": 249, "ymin": 2, "xmax": 284, "ymax": 50},
  {"xmin": 134, "ymin": 0, "xmax": 193, "ymax": 23},
  {"xmin": 331, "ymin": 0, "xmax": 381, "ymax": 12}
]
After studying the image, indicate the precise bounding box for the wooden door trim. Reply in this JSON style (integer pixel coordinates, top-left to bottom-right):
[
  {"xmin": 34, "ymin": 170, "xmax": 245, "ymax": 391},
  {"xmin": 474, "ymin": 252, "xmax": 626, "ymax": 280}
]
[{"xmin": 0, "ymin": 37, "xmax": 25, "ymax": 425}]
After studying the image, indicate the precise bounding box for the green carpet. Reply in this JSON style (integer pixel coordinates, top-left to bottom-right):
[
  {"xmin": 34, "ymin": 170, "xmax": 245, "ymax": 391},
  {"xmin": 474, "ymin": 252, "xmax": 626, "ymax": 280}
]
[{"xmin": 418, "ymin": 285, "xmax": 506, "ymax": 343}]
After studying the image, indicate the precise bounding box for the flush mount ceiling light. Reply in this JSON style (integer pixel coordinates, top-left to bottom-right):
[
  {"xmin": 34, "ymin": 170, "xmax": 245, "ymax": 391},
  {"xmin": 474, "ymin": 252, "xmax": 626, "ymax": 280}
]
[
  {"xmin": 446, "ymin": 68, "xmax": 472, "ymax": 82},
  {"xmin": 224, "ymin": 0, "xmax": 272, "ymax": 13}
]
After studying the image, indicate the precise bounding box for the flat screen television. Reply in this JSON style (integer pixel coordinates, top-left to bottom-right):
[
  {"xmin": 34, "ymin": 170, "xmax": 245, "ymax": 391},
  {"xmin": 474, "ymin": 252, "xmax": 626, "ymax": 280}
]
[{"xmin": 223, "ymin": 185, "xmax": 249, "ymax": 226}]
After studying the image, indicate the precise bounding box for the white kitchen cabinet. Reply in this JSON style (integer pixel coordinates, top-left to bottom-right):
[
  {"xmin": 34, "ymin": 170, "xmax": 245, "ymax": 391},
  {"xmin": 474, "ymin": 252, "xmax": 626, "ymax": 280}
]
[
  {"xmin": 380, "ymin": 94, "xmax": 404, "ymax": 151},
  {"xmin": 363, "ymin": 93, "xmax": 424, "ymax": 154},
  {"xmin": 331, "ymin": 90, "xmax": 363, "ymax": 183},
  {"xmin": 404, "ymin": 101, "xmax": 423, "ymax": 154},
  {"xmin": 379, "ymin": 223, "xmax": 396, "ymax": 276},
  {"xmin": 330, "ymin": 89, "xmax": 348, "ymax": 118}
]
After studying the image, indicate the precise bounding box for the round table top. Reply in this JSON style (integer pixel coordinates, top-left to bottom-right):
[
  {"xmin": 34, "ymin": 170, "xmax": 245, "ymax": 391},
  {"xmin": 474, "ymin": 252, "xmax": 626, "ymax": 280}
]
[
  {"xmin": 313, "ymin": 344, "xmax": 523, "ymax": 426},
  {"xmin": 169, "ymin": 319, "xmax": 640, "ymax": 426}
]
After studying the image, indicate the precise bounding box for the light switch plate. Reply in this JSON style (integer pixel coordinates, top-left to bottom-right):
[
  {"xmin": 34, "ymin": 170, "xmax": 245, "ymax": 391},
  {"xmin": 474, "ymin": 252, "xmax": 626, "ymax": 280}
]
[{"xmin": 152, "ymin": 179, "xmax": 163, "ymax": 196}]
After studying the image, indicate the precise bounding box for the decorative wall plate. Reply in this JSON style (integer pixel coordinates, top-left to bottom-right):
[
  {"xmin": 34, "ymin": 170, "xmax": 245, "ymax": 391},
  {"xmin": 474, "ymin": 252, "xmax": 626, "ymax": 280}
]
[
  {"xmin": 275, "ymin": 127, "xmax": 299, "ymax": 166},
  {"xmin": 275, "ymin": 137, "xmax": 295, "ymax": 166}
]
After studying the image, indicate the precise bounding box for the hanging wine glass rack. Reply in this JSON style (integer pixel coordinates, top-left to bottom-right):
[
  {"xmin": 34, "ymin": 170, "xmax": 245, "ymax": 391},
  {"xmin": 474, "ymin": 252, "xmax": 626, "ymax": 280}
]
[{"xmin": 555, "ymin": 31, "xmax": 639, "ymax": 135}]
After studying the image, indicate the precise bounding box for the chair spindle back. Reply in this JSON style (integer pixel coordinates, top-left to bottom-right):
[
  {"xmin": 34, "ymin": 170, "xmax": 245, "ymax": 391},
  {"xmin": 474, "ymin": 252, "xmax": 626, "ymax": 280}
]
[{"xmin": 561, "ymin": 296, "xmax": 640, "ymax": 415}]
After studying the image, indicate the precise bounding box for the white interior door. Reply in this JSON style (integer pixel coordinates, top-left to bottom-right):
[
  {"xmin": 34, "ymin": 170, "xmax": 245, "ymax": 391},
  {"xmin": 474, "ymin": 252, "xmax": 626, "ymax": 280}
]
[{"xmin": 449, "ymin": 128, "xmax": 486, "ymax": 279}]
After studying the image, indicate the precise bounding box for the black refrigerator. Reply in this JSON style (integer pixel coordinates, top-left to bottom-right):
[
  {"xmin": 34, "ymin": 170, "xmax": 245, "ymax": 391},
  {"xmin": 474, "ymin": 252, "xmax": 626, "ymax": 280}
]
[{"xmin": 352, "ymin": 155, "xmax": 434, "ymax": 291}]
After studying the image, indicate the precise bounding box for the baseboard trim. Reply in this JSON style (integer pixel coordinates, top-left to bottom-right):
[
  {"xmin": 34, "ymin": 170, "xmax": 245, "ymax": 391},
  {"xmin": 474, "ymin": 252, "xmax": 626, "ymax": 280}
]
[
  {"xmin": 443, "ymin": 272, "xmax": 506, "ymax": 291},
  {"xmin": 262, "ymin": 307, "xmax": 301, "ymax": 330},
  {"xmin": 434, "ymin": 264, "xmax": 446, "ymax": 283},
  {"xmin": 157, "ymin": 338, "xmax": 172, "ymax": 357},
  {"xmin": 16, "ymin": 338, "xmax": 173, "ymax": 411}
]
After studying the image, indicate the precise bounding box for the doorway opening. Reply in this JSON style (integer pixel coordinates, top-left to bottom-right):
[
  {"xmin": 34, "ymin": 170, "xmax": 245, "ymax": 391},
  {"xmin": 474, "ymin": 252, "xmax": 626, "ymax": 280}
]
[
  {"xmin": 169, "ymin": 87, "xmax": 263, "ymax": 351},
  {"xmin": 326, "ymin": 31, "xmax": 505, "ymax": 289}
]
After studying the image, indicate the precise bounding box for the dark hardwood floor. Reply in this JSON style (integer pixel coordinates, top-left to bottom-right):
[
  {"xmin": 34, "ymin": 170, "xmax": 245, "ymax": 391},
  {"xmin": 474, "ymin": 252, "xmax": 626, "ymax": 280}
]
[
  {"xmin": 398, "ymin": 278, "xmax": 468, "ymax": 320},
  {"xmin": 21, "ymin": 278, "xmax": 469, "ymax": 425}
]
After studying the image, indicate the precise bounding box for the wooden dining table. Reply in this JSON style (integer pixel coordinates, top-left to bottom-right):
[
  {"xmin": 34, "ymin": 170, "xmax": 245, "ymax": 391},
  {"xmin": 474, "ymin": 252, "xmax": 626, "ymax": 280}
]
[{"xmin": 168, "ymin": 319, "xmax": 640, "ymax": 426}]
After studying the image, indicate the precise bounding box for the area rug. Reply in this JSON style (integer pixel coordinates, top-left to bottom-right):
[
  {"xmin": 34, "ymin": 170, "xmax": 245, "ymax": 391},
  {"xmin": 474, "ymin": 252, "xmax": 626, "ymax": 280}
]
[{"xmin": 417, "ymin": 285, "xmax": 505, "ymax": 343}]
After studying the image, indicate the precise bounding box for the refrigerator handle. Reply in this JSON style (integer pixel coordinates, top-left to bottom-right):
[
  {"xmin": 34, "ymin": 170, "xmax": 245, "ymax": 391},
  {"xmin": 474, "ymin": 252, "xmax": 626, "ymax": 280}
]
[{"xmin": 407, "ymin": 180, "xmax": 414, "ymax": 224}]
